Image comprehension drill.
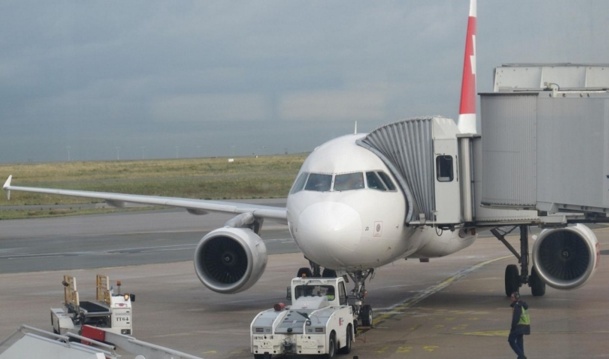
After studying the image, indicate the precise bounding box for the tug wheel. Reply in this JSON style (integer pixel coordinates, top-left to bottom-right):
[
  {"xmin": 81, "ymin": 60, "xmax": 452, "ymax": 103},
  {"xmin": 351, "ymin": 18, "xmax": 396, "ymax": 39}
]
[
  {"xmin": 338, "ymin": 324, "xmax": 353, "ymax": 354},
  {"xmin": 325, "ymin": 331, "xmax": 336, "ymax": 359}
]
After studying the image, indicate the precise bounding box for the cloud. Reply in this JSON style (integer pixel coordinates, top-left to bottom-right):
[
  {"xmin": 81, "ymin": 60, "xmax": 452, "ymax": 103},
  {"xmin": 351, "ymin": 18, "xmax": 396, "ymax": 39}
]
[
  {"xmin": 1, "ymin": 0, "xmax": 609, "ymax": 162},
  {"xmin": 151, "ymin": 93, "xmax": 269, "ymax": 122},
  {"xmin": 280, "ymin": 90, "xmax": 386, "ymax": 121}
]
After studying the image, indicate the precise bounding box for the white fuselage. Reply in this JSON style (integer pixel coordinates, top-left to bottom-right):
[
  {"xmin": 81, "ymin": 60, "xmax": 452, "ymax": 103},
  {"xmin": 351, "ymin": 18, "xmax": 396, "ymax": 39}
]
[{"xmin": 286, "ymin": 134, "xmax": 476, "ymax": 271}]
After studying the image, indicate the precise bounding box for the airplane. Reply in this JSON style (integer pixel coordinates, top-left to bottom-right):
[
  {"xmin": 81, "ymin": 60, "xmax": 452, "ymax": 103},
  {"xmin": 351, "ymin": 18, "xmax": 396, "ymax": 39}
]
[{"xmin": 2, "ymin": 0, "xmax": 601, "ymax": 328}]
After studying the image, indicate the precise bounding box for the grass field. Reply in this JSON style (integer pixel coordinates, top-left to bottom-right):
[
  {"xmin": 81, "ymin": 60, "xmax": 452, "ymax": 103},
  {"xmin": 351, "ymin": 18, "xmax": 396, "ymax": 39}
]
[{"xmin": 0, "ymin": 154, "xmax": 306, "ymax": 219}]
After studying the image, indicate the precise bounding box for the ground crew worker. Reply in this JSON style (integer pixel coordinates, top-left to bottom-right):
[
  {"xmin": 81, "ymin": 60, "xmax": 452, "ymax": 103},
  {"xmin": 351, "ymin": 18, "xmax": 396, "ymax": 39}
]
[{"xmin": 508, "ymin": 291, "xmax": 530, "ymax": 359}]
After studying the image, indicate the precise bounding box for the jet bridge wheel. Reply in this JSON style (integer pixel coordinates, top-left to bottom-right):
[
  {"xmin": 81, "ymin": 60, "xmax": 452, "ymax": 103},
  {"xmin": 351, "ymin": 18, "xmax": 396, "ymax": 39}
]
[
  {"xmin": 505, "ymin": 264, "xmax": 521, "ymax": 296},
  {"xmin": 495, "ymin": 225, "xmax": 537, "ymax": 297}
]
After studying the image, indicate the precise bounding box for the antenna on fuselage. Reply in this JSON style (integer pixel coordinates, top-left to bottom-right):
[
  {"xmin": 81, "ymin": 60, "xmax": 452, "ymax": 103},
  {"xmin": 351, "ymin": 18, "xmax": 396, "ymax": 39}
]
[{"xmin": 354, "ymin": 121, "xmax": 358, "ymax": 134}]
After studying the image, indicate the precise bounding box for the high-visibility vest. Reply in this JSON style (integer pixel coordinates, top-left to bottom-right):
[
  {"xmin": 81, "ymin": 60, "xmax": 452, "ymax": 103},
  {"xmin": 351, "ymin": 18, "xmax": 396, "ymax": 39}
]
[{"xmin": 518, "ymin": 307, "xmax": 530, "ymax": 326}]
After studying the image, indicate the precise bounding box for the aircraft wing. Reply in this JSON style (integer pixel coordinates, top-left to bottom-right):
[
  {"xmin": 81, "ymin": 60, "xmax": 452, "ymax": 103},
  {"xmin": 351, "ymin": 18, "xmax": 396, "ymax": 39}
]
[{"xmin": 3, "ymin": 175, "xmax": 287, "ymax": 223}]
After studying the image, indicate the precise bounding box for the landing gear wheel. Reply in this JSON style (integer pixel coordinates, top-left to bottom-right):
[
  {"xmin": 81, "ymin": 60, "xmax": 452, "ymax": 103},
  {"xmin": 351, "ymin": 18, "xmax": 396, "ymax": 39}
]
[
  {"xmin": 505, "ymin": 264, "xmax": 521, "ymax": 296},
  {"xmin": 360, "ymin": 304, "xmax": 373, "ymax": 327},
  {"xmin": 529, "ymin": 266, "xmax": 546, "ymax": 297},
  {"xmin": 338, "ymin": 325, "xmax": 353, "ymax": 354},
  {"xmin": 296, "ymin": 267, "xmax": 313, "ymax": 278},
  {"xmin": 324, "ymin": 332, "xmax": 336, "ymax": 359}
]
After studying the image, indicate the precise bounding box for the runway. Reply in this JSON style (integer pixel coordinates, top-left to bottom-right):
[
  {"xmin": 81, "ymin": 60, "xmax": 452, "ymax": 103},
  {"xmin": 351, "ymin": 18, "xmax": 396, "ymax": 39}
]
[{"xmin": 1, "ymin": 208, "xmax": 609, "ymax": 358}]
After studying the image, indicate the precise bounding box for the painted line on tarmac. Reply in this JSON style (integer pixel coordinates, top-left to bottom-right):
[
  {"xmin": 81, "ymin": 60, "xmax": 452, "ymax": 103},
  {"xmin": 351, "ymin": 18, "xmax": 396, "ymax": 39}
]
[
  {"xmin": 361, "ymin": 255, "xmax": 511, "ymax": 333},
  {"xmin": 462, "ymin": 330, "xmax": 510, "ymax": 337}
]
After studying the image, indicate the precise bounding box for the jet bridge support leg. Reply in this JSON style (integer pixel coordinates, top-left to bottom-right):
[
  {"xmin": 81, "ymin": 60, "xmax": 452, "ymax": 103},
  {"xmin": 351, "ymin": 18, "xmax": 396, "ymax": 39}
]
[
  {"xmin": 519, "ymin": 225, "xmax": 530, "ymax": 283},
  {"xmin": 490, "ymin": 225, "xmax": 546, "ymax": 297}
]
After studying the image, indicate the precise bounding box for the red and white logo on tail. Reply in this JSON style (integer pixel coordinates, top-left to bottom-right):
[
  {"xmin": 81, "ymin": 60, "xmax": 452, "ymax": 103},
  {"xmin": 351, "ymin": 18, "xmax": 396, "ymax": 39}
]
[{"xmin": 457, "ymin": 0, "xmax": 477, "ymax": 134}]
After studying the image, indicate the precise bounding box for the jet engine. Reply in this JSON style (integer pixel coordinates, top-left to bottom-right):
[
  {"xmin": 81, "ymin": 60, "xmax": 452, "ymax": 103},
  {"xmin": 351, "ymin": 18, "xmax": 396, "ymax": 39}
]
[
  {"xmin": 194, "ymin": 227, "xmax": 268, "ymax": 294},
  {"xmin": 532, "ymin": 224, "xmax": 599, "ymax": 290}
]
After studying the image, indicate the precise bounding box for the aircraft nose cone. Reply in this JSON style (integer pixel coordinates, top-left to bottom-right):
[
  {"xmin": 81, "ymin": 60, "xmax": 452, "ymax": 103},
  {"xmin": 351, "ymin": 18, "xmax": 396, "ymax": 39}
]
[{"xmin": 295, "ymin": 201, "xmax": 362, "ymax": 266}]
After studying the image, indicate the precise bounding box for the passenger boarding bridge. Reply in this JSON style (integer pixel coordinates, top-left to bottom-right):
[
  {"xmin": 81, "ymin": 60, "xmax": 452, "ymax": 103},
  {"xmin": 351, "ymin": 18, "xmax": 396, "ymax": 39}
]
[{"xmin": 358, "ymin": 64, "xmax": 609, "ymax": 229}]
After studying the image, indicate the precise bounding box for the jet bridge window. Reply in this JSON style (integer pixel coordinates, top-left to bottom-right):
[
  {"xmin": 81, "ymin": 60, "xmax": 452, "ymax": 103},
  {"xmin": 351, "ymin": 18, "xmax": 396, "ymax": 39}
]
[
  {"xmin": 436, "ymin": 155, "xmax": 454, "ymax": 182},
  {"xmin": 334, "ymin": 172, "xmax": 364, "ymax": 191}
]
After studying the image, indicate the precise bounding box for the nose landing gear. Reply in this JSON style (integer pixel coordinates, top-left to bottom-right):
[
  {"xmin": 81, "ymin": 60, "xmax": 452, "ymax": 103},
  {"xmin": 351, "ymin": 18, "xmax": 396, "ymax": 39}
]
[
  {"xmin": 347, "ymin": 269, "xmax": 375, "ymax": 328},
  {"xmin": 296, "ymin": 261, "xmax": 376, "ymax": 329}
]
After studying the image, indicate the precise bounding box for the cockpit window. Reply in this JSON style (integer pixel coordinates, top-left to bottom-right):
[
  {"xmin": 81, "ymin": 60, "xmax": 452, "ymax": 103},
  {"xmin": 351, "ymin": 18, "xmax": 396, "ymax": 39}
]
[
  {"xmin": 366, "ymin": 171, "xmax": 397, "ymax": 192},
  {"xmin": 290, "ymin": 172, "xmax": 309, "ymax": 194},
  {"xmin": 293, "ymin": 171, "xmax": 397, "ymax": 193},
  {"xmin": 334, "ymin": 172, "xmax": 364, "ymax": 191},
  {"xmin": 304, "ymin": 173, "xmax": 332, "ymax": 192},
  {"xmin": 366, "ymin": 171, "xmax": 387, "ymax": 191},
  {"xmin": 377, "ymin": 171, "xmax": 397, "ymax": 191}
]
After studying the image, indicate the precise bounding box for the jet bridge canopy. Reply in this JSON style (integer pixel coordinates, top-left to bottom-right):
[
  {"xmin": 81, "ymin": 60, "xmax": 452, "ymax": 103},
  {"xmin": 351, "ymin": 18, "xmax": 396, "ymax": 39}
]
[
  {"xmin": 493, "ymin": 63, "xmax": 609, "ymax": 92},
  {"xmin": 357, "ymin": 116, "xmax": 461, "ymax": 225}
]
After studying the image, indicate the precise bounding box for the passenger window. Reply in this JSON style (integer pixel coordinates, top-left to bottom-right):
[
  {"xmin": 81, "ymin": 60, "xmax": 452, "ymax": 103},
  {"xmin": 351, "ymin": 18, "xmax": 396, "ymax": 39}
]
[
  {"xmin": 366, "ymin": 172, "xmax": 387, "ymax": 191},
  {"xmin": 334, "ymin": 172, "xmax": 364, "ymax": 191},
  {"xmin": 304, "ymin": 173, "xmax": 332, "ymax": 192},
  {"xmin": 377, "ymin": 172, "xmax": 397, "ymax": 191},
  {"xmin": 436, "ymin": 155, "xmax": 454, "ymax": 182},
  {"xmin": 290, "ymin": 172, "xmax": 308, "ymax": 194}
]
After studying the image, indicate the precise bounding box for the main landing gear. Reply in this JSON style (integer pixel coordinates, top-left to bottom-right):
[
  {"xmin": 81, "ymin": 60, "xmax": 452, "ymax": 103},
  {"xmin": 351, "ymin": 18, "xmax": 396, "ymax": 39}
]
[
  {"xmin": 297, "ymin": 261, "xmax": 375, "ymax": 329},
  {"xmin": 491, "ymin": 224, "xmax": 546, "ymax": 297}
]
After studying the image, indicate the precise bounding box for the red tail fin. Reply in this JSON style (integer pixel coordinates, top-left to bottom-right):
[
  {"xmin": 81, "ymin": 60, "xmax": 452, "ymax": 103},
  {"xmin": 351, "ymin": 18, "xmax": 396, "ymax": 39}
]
[{"xmin": 457, "ymin": 0, "xmax": 477, "ymax": 134}]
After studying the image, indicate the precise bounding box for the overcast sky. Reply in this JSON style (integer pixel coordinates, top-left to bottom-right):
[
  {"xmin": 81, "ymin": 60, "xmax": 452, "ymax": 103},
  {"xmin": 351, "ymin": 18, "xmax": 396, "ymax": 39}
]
[{"xmin": 1, "ymin": 1, "xmax": 608, "ymax": 163}]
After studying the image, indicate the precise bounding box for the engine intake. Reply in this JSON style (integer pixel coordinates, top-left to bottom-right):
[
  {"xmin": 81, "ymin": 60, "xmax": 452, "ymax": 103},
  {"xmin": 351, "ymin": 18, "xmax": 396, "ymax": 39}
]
[
  {"xmin": 194, "ymin": 227, "xmax": 267, "ymax": 294},
  {"xmin": 532, "ymin": 224, "xmax": 599, "ymax": 290}
]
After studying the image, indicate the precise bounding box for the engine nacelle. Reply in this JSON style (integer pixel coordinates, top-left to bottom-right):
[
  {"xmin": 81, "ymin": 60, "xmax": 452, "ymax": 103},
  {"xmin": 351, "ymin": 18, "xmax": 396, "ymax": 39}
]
[
  {"xmin": 194, "ymin": 227, "xmax": 268, "ymax": 294},
  {"xmin": 532, "ymin": 224, "xmax": 599, "ymax": 290}
]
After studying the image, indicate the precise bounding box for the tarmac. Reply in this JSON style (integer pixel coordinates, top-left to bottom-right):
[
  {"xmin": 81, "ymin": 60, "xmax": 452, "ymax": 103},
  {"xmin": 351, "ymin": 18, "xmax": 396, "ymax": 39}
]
[
  {"xmin": 354, "ymin": 250, "xmax": 609, "ymax": 359},
  {"xmin": 1, "ymin": 210, "xmax": 609, "ymax": 358}
]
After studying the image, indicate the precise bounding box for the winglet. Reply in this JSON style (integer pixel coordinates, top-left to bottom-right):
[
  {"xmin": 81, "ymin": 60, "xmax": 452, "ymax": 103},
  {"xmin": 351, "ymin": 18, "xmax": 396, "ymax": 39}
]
[
  {"xmin": 457, "ymin": 0, "xmax": 477, "ymax": 134},
  {"xmin": 3, "ymin": 175, "xmax": 12, "ymax": 200}
]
